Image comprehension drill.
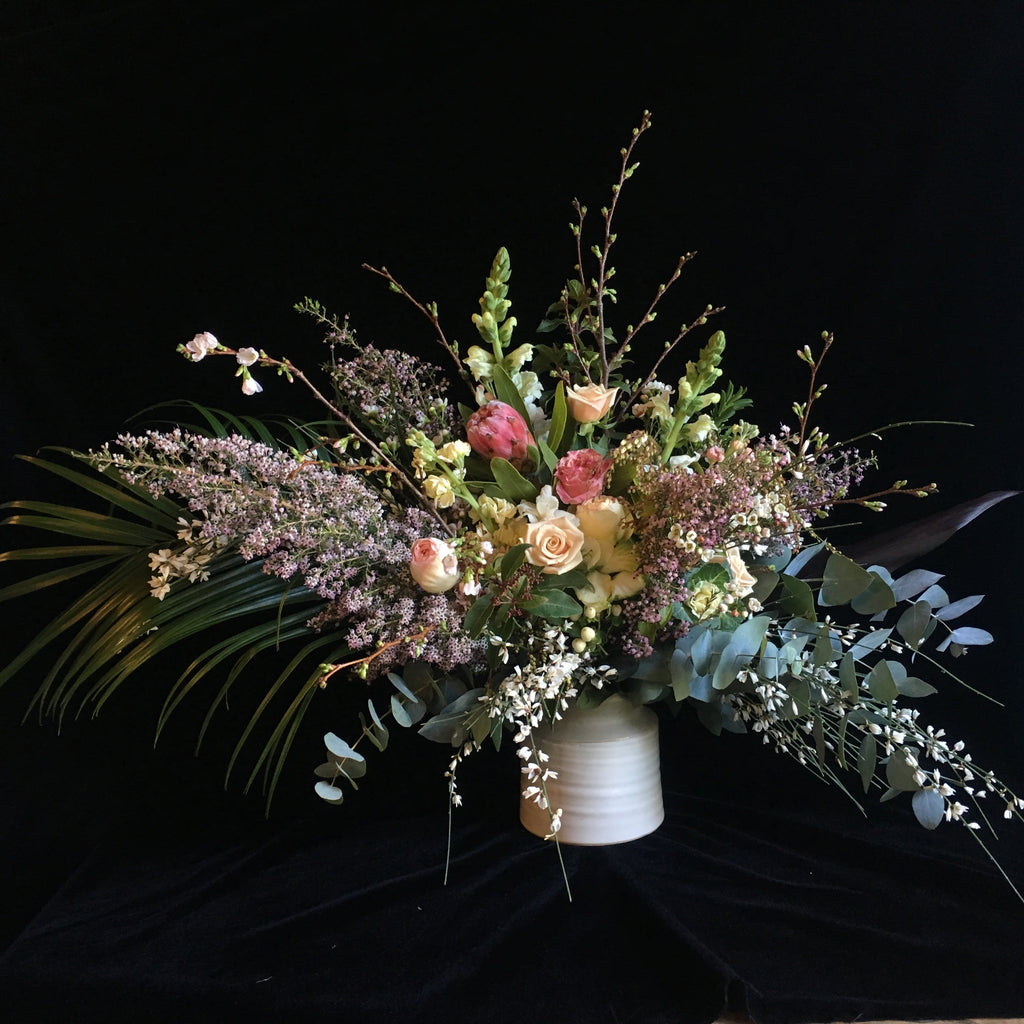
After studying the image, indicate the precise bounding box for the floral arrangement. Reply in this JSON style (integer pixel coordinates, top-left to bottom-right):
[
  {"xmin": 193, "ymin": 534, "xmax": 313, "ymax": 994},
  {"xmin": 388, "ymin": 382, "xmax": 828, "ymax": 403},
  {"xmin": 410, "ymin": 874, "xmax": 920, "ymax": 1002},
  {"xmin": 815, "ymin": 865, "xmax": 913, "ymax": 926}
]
[{"xmin": 2, "ymin": 114, "xmax": 1021, "ymax": 889}]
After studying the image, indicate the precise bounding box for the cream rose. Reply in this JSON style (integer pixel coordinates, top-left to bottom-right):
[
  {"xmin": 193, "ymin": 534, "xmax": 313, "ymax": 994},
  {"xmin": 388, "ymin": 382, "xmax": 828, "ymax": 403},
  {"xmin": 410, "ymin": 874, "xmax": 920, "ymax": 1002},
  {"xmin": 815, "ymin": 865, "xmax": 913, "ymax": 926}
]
[
  {"xmin": 576, "ymin": 496, "xmax": 638, "ymax": 574},
  {"xmin": 409, "ymin": 538, "xmax": 460, "ymax": 593},
  {"xmin": 567, "ymin": 383, "xmax": 619, "ymax": 424},
  {"xmin": 522, "ymin": 516, "xmax": 585, "ymax": 574},
  {"xmin": 575, "ymin": 567, "xmax": 644, "ymax": 615}
]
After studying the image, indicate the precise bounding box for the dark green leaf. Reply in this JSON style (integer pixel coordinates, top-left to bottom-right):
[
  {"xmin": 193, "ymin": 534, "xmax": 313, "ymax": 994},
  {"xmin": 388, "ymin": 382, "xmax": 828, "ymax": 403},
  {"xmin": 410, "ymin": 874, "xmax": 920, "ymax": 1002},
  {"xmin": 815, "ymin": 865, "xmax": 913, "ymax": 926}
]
[
  {"xmin": 497, "ymin": 543, "xmax": 530, "ymax": 578},
  {"xmin": 839, "ymin": 651, "xmax": 859, "ymax": 700},
  {"xmin": 523, "ymin": 589, "xmax": 583, "ymax": 620},
  {"xmin": 547, "ymin": 381, "xmax": 571, "ymax": 455},
  {"xmin": 463, "ymin": 594, "xmax": 494, "ymax": 638},
  {"xmin": 491, "ymin": 364, "xmax": 535, "ymax": 428},
  {"xmin": 885, "ymin": 748, "xmax": 921, "ymax": 791},
  {"xmin": 778, "ymin": 573, "xmax": 815, "ymax": 619},
  {"xmin": 812, "ymin": 624, "xmax": 841, "ymax": 668},
  {"xmin": 489, "ymin": 458, "xmax": 538, "ymax": 502},
  {"xmin": 867, "ymin": 660, "xmax": 899, "ymax": 703},
  {"xmin": 820, "ymin": 552, "xmax": 875, "ymax": 606},
  {"xmin": 895, "ymin": 675, "xmax": 937, "ymax": 698},
  {"xmin": 850, "ymin": 572, "xmax": 896, "ymax": 615}
]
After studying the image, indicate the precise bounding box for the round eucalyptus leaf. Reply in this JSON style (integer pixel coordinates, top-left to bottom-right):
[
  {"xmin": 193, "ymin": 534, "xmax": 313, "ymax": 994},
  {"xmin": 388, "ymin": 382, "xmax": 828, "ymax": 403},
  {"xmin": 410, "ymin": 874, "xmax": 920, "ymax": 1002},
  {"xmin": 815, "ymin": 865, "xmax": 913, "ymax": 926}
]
[
  {"xmin": 324, "ymin": 732, "xmax": 364, "ymax": 763},
  {"xmin": 885, "ymin": 748, "xmax": 921, "ymax": 791},
  {"xmin": 912, "ymin": 787, "xmax": 945, "ymax": 830},
  {"xmin": 314, "ymin": 781, "xmax": 345, "ymax": 804},
  {"xmin": 947, "ymin": 626, "xmax": 994, "ymax": 647}
]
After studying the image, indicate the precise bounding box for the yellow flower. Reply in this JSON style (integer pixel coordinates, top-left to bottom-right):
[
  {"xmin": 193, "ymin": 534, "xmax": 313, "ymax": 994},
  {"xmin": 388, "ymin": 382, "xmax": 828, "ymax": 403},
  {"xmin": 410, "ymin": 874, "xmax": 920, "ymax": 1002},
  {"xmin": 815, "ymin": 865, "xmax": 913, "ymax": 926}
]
[{"xmin": 423, "ymin": 475, "xmax": 456, "ymax": 508}]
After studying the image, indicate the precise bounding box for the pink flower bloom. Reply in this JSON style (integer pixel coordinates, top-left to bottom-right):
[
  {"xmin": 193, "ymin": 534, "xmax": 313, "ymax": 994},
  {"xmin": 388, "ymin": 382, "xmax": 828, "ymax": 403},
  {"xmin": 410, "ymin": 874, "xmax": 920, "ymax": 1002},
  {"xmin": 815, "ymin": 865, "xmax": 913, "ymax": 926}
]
[
  {"xmin": 409, "ymin": 537, "xmax": 460, "ymax": 593},
  {"xmin": 706, "ymin": 445, "xmax": 725, "ymax": 464},
  {"xmin": 466, "ymin": 401, "xmax": 533, "ymax": 470},
  {"xmin": 554, "ymin": 448, "xmax": 613, "ymax": 505}
]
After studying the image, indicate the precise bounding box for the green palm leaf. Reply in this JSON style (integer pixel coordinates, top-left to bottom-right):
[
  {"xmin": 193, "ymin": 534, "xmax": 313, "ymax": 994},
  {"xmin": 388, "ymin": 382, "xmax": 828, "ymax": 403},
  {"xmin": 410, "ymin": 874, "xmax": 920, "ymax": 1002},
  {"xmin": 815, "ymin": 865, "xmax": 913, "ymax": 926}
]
[{"xmin": 1, "ymin": 435, "xmax": 349, "ymax": 812}]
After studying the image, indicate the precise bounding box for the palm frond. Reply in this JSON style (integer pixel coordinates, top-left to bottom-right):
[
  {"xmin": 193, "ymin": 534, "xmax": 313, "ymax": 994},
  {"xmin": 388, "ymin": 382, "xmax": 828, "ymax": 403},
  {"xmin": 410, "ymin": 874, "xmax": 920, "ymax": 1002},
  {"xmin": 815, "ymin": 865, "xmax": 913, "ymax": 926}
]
[{"xmin": 1, "ymin": 439, "xmax": 347, "ymax": 812}]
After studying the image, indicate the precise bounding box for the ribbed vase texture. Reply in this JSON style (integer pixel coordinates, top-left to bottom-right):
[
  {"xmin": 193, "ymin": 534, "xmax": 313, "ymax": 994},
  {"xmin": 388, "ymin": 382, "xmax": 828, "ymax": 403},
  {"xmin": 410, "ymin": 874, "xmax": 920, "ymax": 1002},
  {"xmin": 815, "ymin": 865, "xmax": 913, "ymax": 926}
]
[{"xmin": 519, "ymin": 694, "xmax": 664, "ymax": 845}]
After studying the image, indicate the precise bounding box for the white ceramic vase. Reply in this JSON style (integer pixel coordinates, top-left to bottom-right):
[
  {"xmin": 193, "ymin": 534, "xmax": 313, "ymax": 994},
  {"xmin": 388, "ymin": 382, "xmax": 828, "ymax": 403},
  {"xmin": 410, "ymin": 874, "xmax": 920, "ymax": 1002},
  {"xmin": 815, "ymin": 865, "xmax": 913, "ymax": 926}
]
[{"xmin": 519, "ymin": 693, "xmax": 664, "ymax": 845}]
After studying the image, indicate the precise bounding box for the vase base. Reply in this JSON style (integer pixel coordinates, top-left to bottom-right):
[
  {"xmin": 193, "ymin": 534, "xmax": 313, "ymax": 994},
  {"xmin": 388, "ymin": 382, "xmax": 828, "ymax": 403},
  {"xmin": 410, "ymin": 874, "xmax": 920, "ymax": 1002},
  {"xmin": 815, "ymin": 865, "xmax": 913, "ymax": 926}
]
[{"xmin": 518, "ymin": 695, "xmax": 664, "ymax": 847}]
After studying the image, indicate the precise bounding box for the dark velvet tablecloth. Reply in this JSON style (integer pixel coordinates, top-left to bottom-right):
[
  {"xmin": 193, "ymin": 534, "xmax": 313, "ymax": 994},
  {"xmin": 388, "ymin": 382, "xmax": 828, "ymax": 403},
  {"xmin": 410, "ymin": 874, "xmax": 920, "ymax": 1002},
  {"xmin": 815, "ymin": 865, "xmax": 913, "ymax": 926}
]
[{"xmin": 3, "ymin": 702, "xmax": 1022, "ymax": 1024}]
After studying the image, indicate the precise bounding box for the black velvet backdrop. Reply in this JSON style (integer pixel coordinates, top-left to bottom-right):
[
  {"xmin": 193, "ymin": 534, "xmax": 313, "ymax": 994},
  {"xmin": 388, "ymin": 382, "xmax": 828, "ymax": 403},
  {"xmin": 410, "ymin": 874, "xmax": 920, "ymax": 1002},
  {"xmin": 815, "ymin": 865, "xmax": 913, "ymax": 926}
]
[{"xmin": 3, "ymin": 5, "xmax": 1024, "ymax": 1023}]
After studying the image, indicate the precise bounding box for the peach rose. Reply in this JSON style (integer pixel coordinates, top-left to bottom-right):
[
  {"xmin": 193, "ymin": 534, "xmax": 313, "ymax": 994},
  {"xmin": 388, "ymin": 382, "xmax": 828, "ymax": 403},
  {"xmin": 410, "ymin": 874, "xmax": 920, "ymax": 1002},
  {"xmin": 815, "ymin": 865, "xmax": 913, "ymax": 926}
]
[
  {"xmin": 409, "ymin": 538, "xmax": 460, "ymax": 593},
  {"xmin": 722, "ymin": 546, "xmax": 757, "ymax": 598},
  {"xmin": 567, "ymin": 384, "xmax": 619, "ymax": 424},
  {"xmin": 522, "ymin": 516, "xmax": 585, "ymax": 574}
]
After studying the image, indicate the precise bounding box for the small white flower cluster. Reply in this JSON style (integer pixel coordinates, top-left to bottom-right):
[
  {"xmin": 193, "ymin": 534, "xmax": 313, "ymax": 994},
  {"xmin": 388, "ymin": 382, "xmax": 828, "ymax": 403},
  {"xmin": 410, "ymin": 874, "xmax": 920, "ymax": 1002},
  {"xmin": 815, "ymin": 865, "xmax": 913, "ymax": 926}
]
[
  {"xmin": 146, "ymin": 517, "xmax": 230, "ymax": 600},
  {"xmin": 723, "ymin": 641, "xmax": 1024, "ymax": 832},
  {"xmin": 483, "ymin": 628, "xmax": 616, "ymax": 837},
  {"xmin": 181, "ymin": 333, "xmax": 263, "ymax": 394}
]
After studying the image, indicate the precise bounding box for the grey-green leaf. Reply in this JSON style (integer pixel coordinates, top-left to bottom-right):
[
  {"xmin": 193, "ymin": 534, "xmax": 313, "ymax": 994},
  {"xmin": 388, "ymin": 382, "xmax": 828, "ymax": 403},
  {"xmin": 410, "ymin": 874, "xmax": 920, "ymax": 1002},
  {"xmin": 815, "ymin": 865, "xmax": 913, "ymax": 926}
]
[
  {"xmin": 912, "ymin": 787, "xmax": 945, "ymax": 829},
  {"xmin": 858, "ymin": 732, "xmax": 877, "ymax": 794},
  {"xmin": 896, "ymin": 599, "xmax": 932, "ymax": 649},
  {"xmin": 867, "ymin": 660, "xmax": 900, "ymax": 703},
  {"xmin": 315, "ymin": 781, "xmax": 345, "ymax": 804},
  {"xmin": 885, "ymin": 748, "xmax": 921, "ymax": 791},
  {"xmin": 323, "ymin": 732, "xmax": 364, "ymax": 763}
]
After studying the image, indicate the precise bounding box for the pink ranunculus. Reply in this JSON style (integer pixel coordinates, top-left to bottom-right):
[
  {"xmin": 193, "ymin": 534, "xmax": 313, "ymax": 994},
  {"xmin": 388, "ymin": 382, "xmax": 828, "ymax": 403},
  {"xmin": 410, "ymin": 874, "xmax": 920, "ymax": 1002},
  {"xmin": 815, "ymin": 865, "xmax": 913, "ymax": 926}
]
[
  {"xmin": 554, "ymin": 448, "xmax": 612, "ymax": 505},
  {"xmin": 409, "ymin": 538, "xmax": 460, "ymax": 593}
]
